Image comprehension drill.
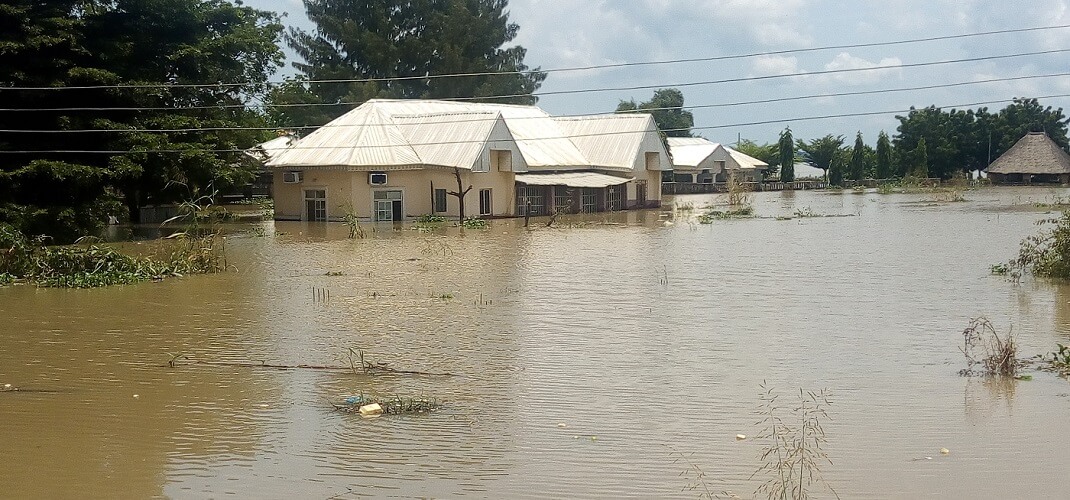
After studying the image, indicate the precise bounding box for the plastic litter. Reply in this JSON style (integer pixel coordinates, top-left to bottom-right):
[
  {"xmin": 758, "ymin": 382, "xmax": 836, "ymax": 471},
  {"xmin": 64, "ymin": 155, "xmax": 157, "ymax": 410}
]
[{"xmin": 359, "ymin": 403, "xmax": 383, "ymax": 417}]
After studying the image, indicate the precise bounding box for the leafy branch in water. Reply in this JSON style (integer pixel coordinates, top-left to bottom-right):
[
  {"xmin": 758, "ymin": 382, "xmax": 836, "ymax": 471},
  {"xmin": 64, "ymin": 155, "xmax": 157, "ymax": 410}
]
[{"xmin": 1000, "ymin": 210, "xmax": 1070, "ymax": 280}]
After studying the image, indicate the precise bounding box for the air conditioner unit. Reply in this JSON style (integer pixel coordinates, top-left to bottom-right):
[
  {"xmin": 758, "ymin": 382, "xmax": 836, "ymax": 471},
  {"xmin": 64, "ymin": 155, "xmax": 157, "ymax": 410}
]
[
  {"xmin": 282, "ymin": 171, "xmax": 303, "ymax": 184},
  {"xmin": 369, "ymin": 172, "xmax": 388, "ymax": 185}
]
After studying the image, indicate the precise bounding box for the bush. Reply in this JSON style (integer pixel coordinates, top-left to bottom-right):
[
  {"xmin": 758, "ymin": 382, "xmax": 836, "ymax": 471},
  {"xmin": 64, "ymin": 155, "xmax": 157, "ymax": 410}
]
[
  {"xmin": 0, "ymin": 223, "xmax": 223, "ymax": 288},
  {"xmin": 1012, "ymin": 211, "xmax": 1070, "ymax": 279}
]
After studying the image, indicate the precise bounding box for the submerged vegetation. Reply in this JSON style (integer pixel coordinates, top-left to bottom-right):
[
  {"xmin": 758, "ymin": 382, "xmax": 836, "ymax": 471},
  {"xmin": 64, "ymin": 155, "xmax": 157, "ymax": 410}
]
[
  {"xmin": 1006, "ymin": 211, "xmax": 1070, "ymax": 280},
  {"xmin": 0, "ymin": 224, "xmax": 224, "ymax": 288},
  {"xmin": 330, "ymin": 394, "xmax": 442, "ymax": 415},
  {"xmin": 959, "ymin": 317, "xmax": 1018, "ymax": 377}
]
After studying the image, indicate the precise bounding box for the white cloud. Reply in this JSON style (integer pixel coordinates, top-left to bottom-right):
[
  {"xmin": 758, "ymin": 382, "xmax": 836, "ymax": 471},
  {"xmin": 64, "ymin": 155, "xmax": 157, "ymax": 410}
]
[
  {"xmin": 750, "ymin": 55, "xmax": 802, "ymax": 77},
  {"xmin": 821, "ymin": 53, "xmax": 903, "ymax": 85}
]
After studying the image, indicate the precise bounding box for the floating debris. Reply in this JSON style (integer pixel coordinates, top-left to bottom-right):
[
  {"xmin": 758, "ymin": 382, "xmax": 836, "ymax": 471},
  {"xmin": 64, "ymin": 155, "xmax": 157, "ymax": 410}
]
[
  {"xmin": 940, "ymin": 448, "xmax": 950, "ymax": 455},
  {"xmin": 358, "ymin": 403, "xmax": 383, "ymax": 417},
  {"xmin": 331, "ymin": 394, "xmax": 442, "ymax": 415}
]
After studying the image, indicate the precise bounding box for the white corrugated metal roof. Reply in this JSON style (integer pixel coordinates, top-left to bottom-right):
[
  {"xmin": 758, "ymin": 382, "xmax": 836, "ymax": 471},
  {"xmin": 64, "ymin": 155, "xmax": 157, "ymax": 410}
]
[
  {"xmin": 268, "ymin": 99, "xmax": 593, "ymax": 170},
  {"xmin": 724, "ymin": 146, "xmax": 768, "ymax": 170},
  {"xmin": 515, "ymin": 172, "xmax": 632, "ymax": 188},
  {"xmin": 555, "ymin": 114, "xmax": 652, "ymax": 170},
  {"xmin": 667, "ymin": 137, "xmax": 719, "ymax": 168},
  {"xmin": 392, "ymin": 111, "xmax": 501, "ymax": 168},
  {"xmin": 268, "ymin": 105, "xmax": 421, "ymax": 168},
  {"xmin": 245, "ymin": 134, "xmax": 297, "ymax": 163},
  {"xmin": 348, "ymin": 100, "xmax": 589, "ymax": 169}
]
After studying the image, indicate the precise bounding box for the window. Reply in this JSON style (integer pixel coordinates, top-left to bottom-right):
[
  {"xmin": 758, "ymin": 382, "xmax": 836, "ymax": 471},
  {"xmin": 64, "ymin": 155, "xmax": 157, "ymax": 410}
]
[
  {"xmin": 516, "ymin": 185, "xmax": 546, "ymax": 216},
  {"xmin": 606, "ymin": 185, "xmax": 622, "ymax": 211},
  {"xmin": 304, "ymin": 189, "xmax": 327, "ymax": 222},
  {"xmin": 553, "ymin": 187, "xmax": 574, "ymax": 214},
  {"xmin": 373, "ymin": 190, "xmax": 403, "ymax": 222},
  {"xmin": 479, "ymin": 188, "xmax": 492, "ymax": 216},
  {"xmin": 433, "ymin": 188, "xmax": 447, "ymax": 213},
  {"xmin": 581, "ymin": 188, "xmax": 598, "ymax": 213}
]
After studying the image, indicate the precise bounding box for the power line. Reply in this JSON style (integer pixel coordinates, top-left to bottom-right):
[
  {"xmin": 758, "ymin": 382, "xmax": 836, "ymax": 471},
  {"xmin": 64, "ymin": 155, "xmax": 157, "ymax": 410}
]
[
  {"xmin": 2, "ymin": 24, "xmax": 1068, "ymax": 91},
  {"xmin": 2, "ymin": 94, "xmax": 1064, "ymax": 154},
  {"xmin": 3, "ymin": 71, "xmax": 1067, "ymax": 114},
  {"xmin": 3, "ymin": 70, "xmax": 1066, "ymax": 134}
]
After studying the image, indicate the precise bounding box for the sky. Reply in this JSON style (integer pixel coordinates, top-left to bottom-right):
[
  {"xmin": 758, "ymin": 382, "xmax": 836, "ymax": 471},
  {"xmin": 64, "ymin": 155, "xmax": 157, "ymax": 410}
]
[{"xmin": 243, "ymin": 0, "xmax": 1070, "ymax": 147}]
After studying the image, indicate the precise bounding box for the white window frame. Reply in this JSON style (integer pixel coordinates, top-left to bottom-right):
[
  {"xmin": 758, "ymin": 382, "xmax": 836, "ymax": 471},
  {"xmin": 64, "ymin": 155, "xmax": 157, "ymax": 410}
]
[
  {"xmin": 372, "ymin": 189, "xmax": 404, "ymax": 222},
  {"xmin": 303, "ymin": 188, "xmax": 328, "ymax": 222}
]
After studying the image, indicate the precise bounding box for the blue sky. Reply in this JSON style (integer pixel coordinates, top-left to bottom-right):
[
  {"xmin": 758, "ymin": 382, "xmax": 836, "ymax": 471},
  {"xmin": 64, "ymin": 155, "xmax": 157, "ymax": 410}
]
[{"xmin": 243, "ymin": 0, "xmax": 1070, "ymax": 147}]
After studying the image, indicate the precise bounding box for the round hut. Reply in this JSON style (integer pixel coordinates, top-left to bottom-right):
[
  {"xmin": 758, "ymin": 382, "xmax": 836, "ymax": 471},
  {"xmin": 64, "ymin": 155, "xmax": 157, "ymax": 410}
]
[{"xmin": 985, "ymin": 131, "xmax": 1070, "ymax": 185}]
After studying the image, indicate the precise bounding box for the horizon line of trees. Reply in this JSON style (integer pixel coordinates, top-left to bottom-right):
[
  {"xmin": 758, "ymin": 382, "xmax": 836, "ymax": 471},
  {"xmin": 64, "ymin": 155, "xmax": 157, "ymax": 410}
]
[{"xmin": 620, "ymin": 90, "xmax": 1069, "ymax": 185}]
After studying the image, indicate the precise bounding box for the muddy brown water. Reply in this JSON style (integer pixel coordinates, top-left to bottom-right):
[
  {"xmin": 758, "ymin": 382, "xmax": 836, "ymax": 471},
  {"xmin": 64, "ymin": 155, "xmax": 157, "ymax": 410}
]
[{"xmin": 3, "ymin": 187, "xmax": 1070, "ymax": 499}]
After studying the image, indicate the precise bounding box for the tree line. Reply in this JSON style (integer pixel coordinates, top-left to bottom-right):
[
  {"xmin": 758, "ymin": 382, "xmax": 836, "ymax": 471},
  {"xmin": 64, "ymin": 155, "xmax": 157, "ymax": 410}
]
[
  {"xmin": 622, "ymin": 90, "xmax": 1068, "ymax": 184},
  {"xmin": 3, "ymin": 1, "xmax": 1069, "ymax": 241}
]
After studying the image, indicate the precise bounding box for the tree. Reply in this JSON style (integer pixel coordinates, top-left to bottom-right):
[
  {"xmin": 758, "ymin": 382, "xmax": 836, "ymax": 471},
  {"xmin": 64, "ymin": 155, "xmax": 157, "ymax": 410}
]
[
  {"xmin": 447, "ymin": 167, "xmax": 472, "ymax": 222},
  {"xmin": 779, "ymin": 127, "xmax": 795, "ymax": 182},
  {"xmin": 736, "ymin": 139, "xmax": 779, "ymax": 180},
  {"xmin": 828, "ymin": 156, "xmax": 845, "ymax": 187},
  {"xmin": 875, "ymin": 131, "xmax": 892, "ymax": 179},
  {"xmin": 849, "ymin": 132, "xmax": 865, "ymax": 181},
  {"xmin": 273, "ymin": 0, "xmax": 546, "ymax": 127},
  {"xmin": 994, "ymin": 98, "xmax": 1069, "ymax": 154},
  {"xmin": 796, "ymin": 135, "xmax": 845, "ymax": 182},
  {"xmin": 892, "ymin": 99, "xmax": 1069, "ymax": 179},
  {"xmin": 0, "ymin": 0, "xmax": 284, "ymax": 241},
  {"xmin": 912, "ymin": 138, "xmax": 929, "ymax": 178},
  {"xmin": 616, "ymin": 88, "xmax": 694, "ymax": 137}
]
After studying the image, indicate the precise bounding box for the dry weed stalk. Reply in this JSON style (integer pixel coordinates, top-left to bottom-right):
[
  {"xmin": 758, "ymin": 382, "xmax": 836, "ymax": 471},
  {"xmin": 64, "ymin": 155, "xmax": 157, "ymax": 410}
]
[
  {"xmin": 959, "ymin": 317, "xmax": 1018, "ymax": 377},
  {"xmin": 752, "ymin": 383, "xmax": 837, "ymax": 500}
]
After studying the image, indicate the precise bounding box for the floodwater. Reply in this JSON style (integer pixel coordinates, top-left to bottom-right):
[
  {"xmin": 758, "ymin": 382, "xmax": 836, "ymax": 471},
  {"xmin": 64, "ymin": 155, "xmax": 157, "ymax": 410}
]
[{"xmin": 3, "ymin": 187, "xmax": 1070, "ymax": 499}]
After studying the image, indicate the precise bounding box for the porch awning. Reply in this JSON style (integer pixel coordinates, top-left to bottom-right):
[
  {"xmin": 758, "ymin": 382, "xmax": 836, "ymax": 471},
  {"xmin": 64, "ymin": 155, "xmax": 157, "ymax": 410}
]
[{"xmin": 515, "ymin": 172, "xmax": 632, "ymax": 188}]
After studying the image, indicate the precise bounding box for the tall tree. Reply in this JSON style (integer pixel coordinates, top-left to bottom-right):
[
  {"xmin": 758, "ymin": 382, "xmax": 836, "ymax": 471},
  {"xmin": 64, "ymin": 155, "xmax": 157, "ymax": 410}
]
[
  {"xmin": 779, "ymin": 127, "xmax": 795, "ymax": 182},
  {"xmin": 616, "ymin": 88, "xmax": 694, "ymax": 137},
  {"xmin": 875, "ymin": 131, "xmax": 892, "ymax": 179},
  {"xmin": 796, "ymin": 135, "xmax": 845, "ymax": 182},
  {"xmin": 849, "ymin": 132, "xmax": 865, "ymax": 181},
  {"xmin": 273, "ymin": 0, "xmax": 546, "ymax": 127},
  {"xmin": 0, "ymin": 0, "xmax": 284, "ymax": 241},
  {"xmin": 912, "ymin": 138, "xmax": 929, "ymax": 178}
]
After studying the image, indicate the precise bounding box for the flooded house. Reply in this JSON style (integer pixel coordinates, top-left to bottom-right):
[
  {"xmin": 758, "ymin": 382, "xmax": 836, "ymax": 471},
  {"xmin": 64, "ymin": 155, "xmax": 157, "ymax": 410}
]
[
  {"xmin": 666, "ymin": 137, "xmax": 768, "ymax": 183},
  {"xmin": 985, "ymin": 131, "xmax": 1070, "ymax": 185},
  {"xmin": 264, "ymin": 99, "xmax": 670, "ymax": 222}
]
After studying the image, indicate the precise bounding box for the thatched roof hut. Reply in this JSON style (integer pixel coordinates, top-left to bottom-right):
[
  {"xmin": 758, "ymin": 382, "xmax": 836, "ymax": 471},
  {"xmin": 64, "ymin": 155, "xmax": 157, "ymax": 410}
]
[{"xmin": 986, "ymin": 132, "xmax": 1070, "ymax": 184}]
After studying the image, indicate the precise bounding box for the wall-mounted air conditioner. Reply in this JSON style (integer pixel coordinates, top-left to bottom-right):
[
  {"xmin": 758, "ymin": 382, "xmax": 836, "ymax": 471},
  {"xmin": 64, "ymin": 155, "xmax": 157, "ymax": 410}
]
[
  {"xmin": 369, "ymin": 172, "xmax": 388, "ymax": 185},
  {"xmin": 283, "ymin": 171, "xmax": 303, "ymax": 183}
]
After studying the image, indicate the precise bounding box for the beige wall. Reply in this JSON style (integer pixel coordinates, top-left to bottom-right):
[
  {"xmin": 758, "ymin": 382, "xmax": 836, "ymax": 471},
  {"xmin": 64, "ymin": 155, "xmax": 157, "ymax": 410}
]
[
  {"xmin": 273, "ymin": 167, "xmax": 515, "ymax": 221},
  {"xmin": 273, "ymin": 169, "xmax": 354, "ymax": 221}
]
